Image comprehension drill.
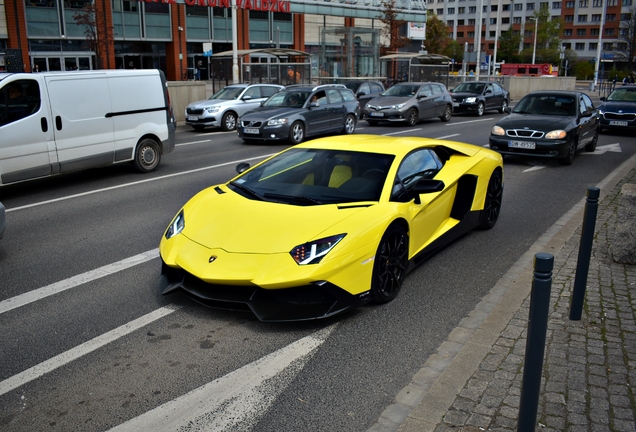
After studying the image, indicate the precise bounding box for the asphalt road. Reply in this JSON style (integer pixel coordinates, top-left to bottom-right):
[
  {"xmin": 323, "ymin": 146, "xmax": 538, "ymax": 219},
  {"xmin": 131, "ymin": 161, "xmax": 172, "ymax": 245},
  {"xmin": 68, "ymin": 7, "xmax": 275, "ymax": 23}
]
[{"xmin": 0, "ymin": 105, "xmax": 634, "ymax": 431}]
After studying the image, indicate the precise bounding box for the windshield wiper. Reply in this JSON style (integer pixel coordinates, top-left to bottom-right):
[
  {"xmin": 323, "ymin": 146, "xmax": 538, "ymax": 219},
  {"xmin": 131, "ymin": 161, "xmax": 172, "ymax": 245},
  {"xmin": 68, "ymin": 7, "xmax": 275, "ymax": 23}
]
[
  {"xmin": 229, "ymin": 181, "xmax": 265, "ymax": 201},
  {"xmin": 263, "ymin": 193, "xmax": 324, "ymax": 205}
]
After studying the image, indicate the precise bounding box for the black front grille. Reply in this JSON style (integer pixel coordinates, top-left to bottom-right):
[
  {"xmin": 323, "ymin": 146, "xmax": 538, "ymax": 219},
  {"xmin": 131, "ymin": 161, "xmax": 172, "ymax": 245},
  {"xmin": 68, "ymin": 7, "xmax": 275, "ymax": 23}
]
[
  {"xmin": 506, "ymin": 129, "xmax": 544, "ymax": 139},
  {"xmin": 187, "ymin": 108, "xmax": 203, "ymax": 115},
  {"xmin": 604, "ymin": 112, "xmax": 636, "ymax": 121},
  {"xmin": 241, "ymin": 120, "xmax": 263, "ymax": 127}
]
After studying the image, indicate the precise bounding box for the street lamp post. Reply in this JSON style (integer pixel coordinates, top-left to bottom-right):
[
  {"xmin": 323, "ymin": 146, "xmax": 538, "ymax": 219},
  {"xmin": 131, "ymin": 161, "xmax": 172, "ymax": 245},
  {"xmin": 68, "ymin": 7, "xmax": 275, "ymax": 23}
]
[{"xmin": 531, "ymin": 17, "xmax": 538, "ymax": 64}]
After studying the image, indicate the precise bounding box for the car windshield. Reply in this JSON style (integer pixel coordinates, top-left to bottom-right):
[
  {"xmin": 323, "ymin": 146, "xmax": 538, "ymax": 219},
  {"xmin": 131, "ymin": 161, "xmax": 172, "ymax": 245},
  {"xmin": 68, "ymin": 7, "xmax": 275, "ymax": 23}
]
[
  {"xmin": 263, "ymin": 91, "xmax": 311, "ymax": 108},
  {"xmin": 607, "ymin": 88, "xmax": 636, "ymax": 102},
  {"xmin": 382, "ymin": 85, "xmax": 420, "ymax": 97},
  {"xmin": 230, "ymin": 148, "xmax": 395, "ymax": 205},
  {"xmin": 453, "ymin": 83, "xmax": 485, "ymax": 93},
  {"xmin": 512, "ymin": 94, "xmax": 576, "ymax": 116},
  {"xmin": 208, "ymin": 86, "xmax": 244, "ymax": 100}
]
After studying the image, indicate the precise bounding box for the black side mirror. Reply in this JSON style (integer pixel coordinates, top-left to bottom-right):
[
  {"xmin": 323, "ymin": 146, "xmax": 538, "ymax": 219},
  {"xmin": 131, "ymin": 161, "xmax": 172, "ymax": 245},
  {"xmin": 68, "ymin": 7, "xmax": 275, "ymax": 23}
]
[
  {"xmin": 236, "ymin": 162, "xmax": 250, "ymax": 173},
  {"xmin": 410, "ymin": 179, "xmax": 445, "ymax": 204},
  {"xmin": 504, "ymin": 107, "xmax": 512, "ymax": 114}
]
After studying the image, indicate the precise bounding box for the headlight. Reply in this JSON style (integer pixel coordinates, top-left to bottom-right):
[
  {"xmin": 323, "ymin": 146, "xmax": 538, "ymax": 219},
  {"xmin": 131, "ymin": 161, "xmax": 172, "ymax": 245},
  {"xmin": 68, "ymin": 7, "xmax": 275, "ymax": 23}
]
[
  {"xmin": 267, "ymin": 118, "xmax": 288, "ymax": 126},
  {"xmin": 165, "ymin": 210, "xmax": 185, "ymax": 239},
  {"xmin": 205, "ymin": 106, "xmax": 221, "ymax": 113},
  {"xmin": 392, "ymin": 103, "xmax": 407, "ymax": 109},
  {"xmin": 465, "ymin": 97, "xmax": 477, "ymax": 103},
  {"xmin": 545, "ymin": 130, "xmax": 567, "ymax": 139},
  {"xmin": 491, "ymin": 125, "xmax": 505, "ymax": 136},
  {"xmin": 290, "ymin": 234, "xmax": 346, "ymax": 265}
]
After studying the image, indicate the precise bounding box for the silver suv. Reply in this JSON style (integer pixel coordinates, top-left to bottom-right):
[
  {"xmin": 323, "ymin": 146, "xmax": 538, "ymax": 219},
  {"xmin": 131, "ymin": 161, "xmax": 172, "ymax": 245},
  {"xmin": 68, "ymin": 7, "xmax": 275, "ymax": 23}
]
[{"xmin": 185, "ymin": 83, "xmax": 283, "ymax": 131}]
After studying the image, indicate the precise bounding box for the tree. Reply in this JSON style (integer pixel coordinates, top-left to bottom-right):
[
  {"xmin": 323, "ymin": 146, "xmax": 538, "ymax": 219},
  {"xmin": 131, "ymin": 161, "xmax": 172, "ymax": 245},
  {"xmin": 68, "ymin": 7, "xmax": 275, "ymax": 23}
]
[
  {"xmin": 424, "ymin": 12, "xmax": 450, "ymax": 54},
  {"xmin": 616, "ymin": 7, "xmax": 636, "ymax": 72},
  {"xmin": 498, "ymin": 29, "xmax": 522, "ymax": 64},
  {"xmin": 442, "ymin": 40, "xmax": 465, "ymax": 64},
  {"xmin": 378, "ymin": 0, "xmax": 409, "ymax": 56},
  {"xmin": 73, "ymin": 3, "xmax": 114, "ymax": 70},
  {"xmin": 573, "ymin": 60, "xmax": 595, "ymax": 80}
]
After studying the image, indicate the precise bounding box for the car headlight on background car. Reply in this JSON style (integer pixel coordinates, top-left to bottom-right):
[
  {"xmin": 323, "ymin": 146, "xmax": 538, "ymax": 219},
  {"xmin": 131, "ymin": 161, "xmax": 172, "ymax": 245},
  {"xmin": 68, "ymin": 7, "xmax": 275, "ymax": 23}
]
[
  {"xmin": 205, "ymin": 106, "xmax": 221, "ymax": 113},
  {"xmin": 545, "ymin": 130, "xmax": 567, "ymax": 139},
  {"xmin": 491, "ymin": 125, "xmax": 505, "ymax": 136},
  {"xmin": 290, "ymin": 234, "xmax": 346, "ymax": 265},
  {"xmin": 165, "ymin": 210, "xmax": 185, "ymax": 239},
  {"xmin": 392, "ymin": 103, "xmax": 407, "ymax": 109},
  {"xmin": 465, "ymin": 97, "xmax": 477, "ymax": 103},
  {"xmin": 267, "ymin": 118, "xmax": 288, "ymax": 126}
]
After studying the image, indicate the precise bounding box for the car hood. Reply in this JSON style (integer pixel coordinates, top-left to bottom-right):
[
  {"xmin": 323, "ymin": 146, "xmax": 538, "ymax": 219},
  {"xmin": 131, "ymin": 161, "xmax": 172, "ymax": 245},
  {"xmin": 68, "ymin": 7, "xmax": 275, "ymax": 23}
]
[
  {"xmin": 240, "ymin": 106, "xmax": 300, "ymax": 120},
  {"xmin": 496, "ymin": 113, "xmax": 573, "ymax": 130},
  {"xmin": 187, "ymin": 99, "xmax": 239, "ymax": 109},
  {"xmin": 182, "ymin": 187, "xmax": 368, "ymax": 253},
  {"xmin": 599, "ymin": 100, "xmax": 636, "ymax": 113},
  {"xmin": 368, "ymin": 96, "xmax": 412, "ymax": 106}
]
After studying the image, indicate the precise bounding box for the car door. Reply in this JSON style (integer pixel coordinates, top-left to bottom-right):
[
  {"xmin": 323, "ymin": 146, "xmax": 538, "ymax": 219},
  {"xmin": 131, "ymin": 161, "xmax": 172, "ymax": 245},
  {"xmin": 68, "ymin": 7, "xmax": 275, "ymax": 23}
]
[
  {"xmin": 303, "ymin": 90, "xmax": 330, "ymax": 135},
  {"xmin": 0, "ymin": 77, "xmax": 57, "ymax": 185},
  {"xmin": 236, "ymin": 86, "xmax": 268, "ymax": 117},
  {"xmin": 416, "ymin": 85, "xmax": 436, "ymax": 119},
  {"xmin": 355, "ymin": 82, "xmax": 374, "ymax": 107},
  {"xmin": 578, "ymin": 93, "xmax": 598, "ymax": 148},
  {"xmin": 326, "ymin": 89, "xmax": 347, "ymax": 132},
  {"xmin": 482, "ymin": 83, "xmax": 496, "ymax": 111}
]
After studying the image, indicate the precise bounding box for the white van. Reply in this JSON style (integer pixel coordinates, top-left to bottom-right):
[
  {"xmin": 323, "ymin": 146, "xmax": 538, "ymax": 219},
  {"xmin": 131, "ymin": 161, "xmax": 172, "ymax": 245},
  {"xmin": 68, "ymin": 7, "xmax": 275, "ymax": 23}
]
[{"xmin": 0, "ymin": 69, "xmax": 176, "ymax": 186}]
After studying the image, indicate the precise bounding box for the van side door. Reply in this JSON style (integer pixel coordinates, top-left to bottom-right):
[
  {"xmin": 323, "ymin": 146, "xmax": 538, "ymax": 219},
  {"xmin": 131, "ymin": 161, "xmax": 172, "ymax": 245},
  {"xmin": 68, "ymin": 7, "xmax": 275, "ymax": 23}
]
[
  {"xmin": 45, "ymin": 73, "xmax": 115, "ymax": 173},
  {"xmin": 0, "ymin": 76, "xmax": 57, "ymax": 185}
]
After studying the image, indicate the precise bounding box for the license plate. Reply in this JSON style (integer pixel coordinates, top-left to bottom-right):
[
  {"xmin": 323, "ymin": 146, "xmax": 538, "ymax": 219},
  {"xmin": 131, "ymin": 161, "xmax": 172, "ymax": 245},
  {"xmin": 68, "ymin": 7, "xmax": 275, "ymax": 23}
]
[
  {"xmin": 187, "ymin": 116, "xmax": 198, "ymax": 121},
  {"xmin": 508, "ymin": 140, "xmax": 536, "ymax": 149},
  {"xmin": 370, "ymin": 112, "xmax": 384, "ymax": 117},
  {"xmin": 244, "ymin": 128, "xmax": 259, "ymax": 134},
  {"xmin": 453, "ymin": 102, "xmax": 459, "ymax": 107},
  {"xmin": 609, "ymin": 120, "xmax": 628, "ymax": 126}
]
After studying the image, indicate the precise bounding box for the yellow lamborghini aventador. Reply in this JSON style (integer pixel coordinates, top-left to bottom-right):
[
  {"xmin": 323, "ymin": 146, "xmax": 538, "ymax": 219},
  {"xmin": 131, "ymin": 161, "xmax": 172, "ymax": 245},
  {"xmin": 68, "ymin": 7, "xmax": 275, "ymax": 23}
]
[{"xmin": 159, "ymin": 135, "xmax": 503, "ymax": 322}]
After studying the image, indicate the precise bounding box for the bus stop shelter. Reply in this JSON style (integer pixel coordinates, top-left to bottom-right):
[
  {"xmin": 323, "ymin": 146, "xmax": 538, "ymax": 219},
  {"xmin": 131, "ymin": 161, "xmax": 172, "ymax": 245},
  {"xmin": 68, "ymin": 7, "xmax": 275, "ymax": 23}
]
[
  {"xmin": 380, "ymin": 53, "xmax": 451, "ymax": 87},
  {"xmin": 210, "ymin": 48, "xmax": 311, "ymax": 89}
]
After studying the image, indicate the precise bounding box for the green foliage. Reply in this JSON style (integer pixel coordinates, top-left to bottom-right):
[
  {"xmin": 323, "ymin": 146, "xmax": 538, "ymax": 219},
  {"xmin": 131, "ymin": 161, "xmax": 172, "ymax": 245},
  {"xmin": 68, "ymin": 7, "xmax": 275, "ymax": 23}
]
[
  {"xmin": 425, "ymin": 12, "xmax": 448, "ymax": 54},
  {"xmin": 573, "ymin": 61, "xmax": 595, "ymax": 80}
]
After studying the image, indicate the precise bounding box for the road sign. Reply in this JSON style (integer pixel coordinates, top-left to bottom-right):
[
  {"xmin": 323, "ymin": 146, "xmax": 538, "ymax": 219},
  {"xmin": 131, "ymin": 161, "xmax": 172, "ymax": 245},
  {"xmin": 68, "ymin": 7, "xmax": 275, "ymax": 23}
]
[{"xmin": 203, "ymin": 42, "xmax": 213, "ymax": 57}]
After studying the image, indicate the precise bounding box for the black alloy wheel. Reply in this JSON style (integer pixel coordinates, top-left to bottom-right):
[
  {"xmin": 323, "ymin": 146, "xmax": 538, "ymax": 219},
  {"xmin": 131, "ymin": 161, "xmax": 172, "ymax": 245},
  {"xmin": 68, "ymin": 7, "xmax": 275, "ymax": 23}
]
[
  {"xmin": 560, "ymin": 139, "xmax": 577, "ymax": 165},
  {"xmin": 440, "ymin": 105, "xmax": 452, "ymax": 122},
  {"xmin": 370, "ymin": 224, "xmax": 409, "ymax": 303},
  {"xmin": 476, "ymin": 101, "xmax": 485, "ymax": 116},
  {"xmin": 479, "ymin": 169, "xmax": 503, "ymax": 229},
  {"xmin": 288, "ymin": 121, "xmax": 305, "ymax": 145}
]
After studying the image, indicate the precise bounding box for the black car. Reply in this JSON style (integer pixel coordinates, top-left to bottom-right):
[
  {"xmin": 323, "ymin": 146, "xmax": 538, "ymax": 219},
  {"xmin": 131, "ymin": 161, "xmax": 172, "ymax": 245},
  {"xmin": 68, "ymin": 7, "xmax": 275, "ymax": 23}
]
[
  {"xmin": 450, "ymin": 81, "xmax": 510, "ymax": 116},
  {"xmin": 343, "ymin": 80, "xmax": 385, "ymax": 107},
  {"xmin": 237, "ymin": 84, "xmax": 360, "ymax": 144},
  {"xmin": 598, "ymin": 85, "xmax": 636, "ymax": 132},
  {"xmin": 489, "ymin": 91, "xmax": 599, "ymax": 165}
]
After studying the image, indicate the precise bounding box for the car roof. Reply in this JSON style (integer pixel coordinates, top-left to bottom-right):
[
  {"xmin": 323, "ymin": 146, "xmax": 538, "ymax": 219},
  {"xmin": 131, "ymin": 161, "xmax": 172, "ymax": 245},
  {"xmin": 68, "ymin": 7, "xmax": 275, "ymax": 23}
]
[
  {"xmin": 283, "ymin": 84, "xmax": 348, "ymax": 91},
  {"xmin": 525, "ymin": 90, "xmax": 581, "ymax": 97},
  {"xmin": 292, "ymin": 134, "xmax": 482, "ymax": 158}
]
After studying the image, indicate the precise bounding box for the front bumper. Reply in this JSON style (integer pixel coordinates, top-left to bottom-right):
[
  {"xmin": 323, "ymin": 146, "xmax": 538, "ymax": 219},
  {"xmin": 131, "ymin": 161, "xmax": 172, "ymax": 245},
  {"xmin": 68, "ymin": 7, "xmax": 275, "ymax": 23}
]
[
  {"xmin": 361, "ymin": 109, "xmax": 408, "ymax": 122},
  {"xmin": 237, "ymin": 124, "xmax": 291, "ymax": 141},
  {"xmin": 598, "ymin": 113, "xmax": 636, "ymax": 130},
  {"xmin": 489, "ymin": 136, "xmax": 570, "ymax": 158},
  {"xmin": 159, "ymin": 261, "xmax": 370, "ymax": 322},
  {"xmin": 453, "ymin": 103, "xmax": 479, "ymax": 113},
  {"xmin": 185, "ymin": 112, "xmax": 222, "ymax": 128}
]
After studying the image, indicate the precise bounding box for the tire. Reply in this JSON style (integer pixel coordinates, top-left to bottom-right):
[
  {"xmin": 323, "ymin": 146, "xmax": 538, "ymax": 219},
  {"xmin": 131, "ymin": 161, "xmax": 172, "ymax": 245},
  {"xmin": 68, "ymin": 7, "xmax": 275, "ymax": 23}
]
[
  {"xmin": 559, "ymin": 140, "xmax": 577, "ymax": 165},
  {"xmin": 476, "ymin": 102, "xmax": 485, "ymax": 116},
  {"xmin": 440, "ymin": 104, "xmax": 452, "ymax": 122},
  {"xmin": 370, "ymin": 224, "xmax": 409, "ymax": 303},
  {"xmin": 479, "ymin": 169, "xmax": 503, "ymax": 230},
  {"xmin": 585, "ymin": 128, "xmax": 599, "ymax": 152},
  {"xmin": 221, "ymin": 111, "xmax": 237, "ymax": 131},
  {"xmin": 499, "ymin": 99, "xmax": 508, "ymax": 113},
  {"xmin": 407, "ymin": 108, "xmax": 418, "ymax": 126},
  {"xmin": 288, "ymin": 121, "xmax": 305, "ymax": 145},
  {"xmin": 193, "ymin": 125, "xmax": 205, "ymax": 132},
  {"xmin": 342, "ymin": 114, "xmax": 356, "ymax": 134},
  {"xmin": 133, "ymin": 138, "xmax": 161, "ymax": 173}
]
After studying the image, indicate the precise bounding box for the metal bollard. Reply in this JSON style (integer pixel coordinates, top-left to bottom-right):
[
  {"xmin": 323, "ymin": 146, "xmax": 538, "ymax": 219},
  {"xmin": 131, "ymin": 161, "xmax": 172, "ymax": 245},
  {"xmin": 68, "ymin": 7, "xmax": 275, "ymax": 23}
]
[
  {"xmin": 569, "ymin": 187, "xmax": 600, "ymax": 321},
  {"xmin": 518, "ymin": 253, "xmax": 553, "ymax": 432}
]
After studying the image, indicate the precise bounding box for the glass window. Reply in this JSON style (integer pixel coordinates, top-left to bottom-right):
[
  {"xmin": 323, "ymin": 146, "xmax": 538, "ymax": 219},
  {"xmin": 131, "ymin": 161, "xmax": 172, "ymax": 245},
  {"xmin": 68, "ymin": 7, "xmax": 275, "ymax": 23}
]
[
  {"xmin": 0, "ymin": 80, "xmax": 41, "ymax": 127},
  {"xmin": 391, "ymin": 150, "xmax": 443, "ymax": 202},
  {"xmin": 327, "ymin": 89, "xmax": 343, "ymax": 104},
  {"xmin": 261, "ymin": 86, "xmax": 280, "ymax": 98}
]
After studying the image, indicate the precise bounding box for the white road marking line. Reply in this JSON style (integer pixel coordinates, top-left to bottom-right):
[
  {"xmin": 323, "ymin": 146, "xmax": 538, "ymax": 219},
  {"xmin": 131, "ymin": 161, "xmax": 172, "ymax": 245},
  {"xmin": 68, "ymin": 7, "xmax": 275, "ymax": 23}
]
[
  {"xmin": 435, "ymin": 134, "xmax": 461, "ymax": 140},
  {"xmin": 523, "ymin": 165, "xmax": 547, "ymax": 172},
  {"xmin": 176, "ymin": 140, "xmax": 212, "ymax": 146},
  {"xmin": 6, "ymin": 154, "xmax": 275, "ymax": 213},
  {"xmin": 0, "ymin": 305, "xmax": 179, "ymax": 397},
  {"xmin": 108, "ymin": 325, "xmax": 336, "ymax": 432},
  {"xmin": 445, "ymin": 118, "xmax": 494, "ymax": 126},
  {"xmin": 0, "ymin": 249, "xmax": 159, "ymax": 315},
  {"xmin": 383, "ymin": 129, "xmax": 423, "ymax": 136}
]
